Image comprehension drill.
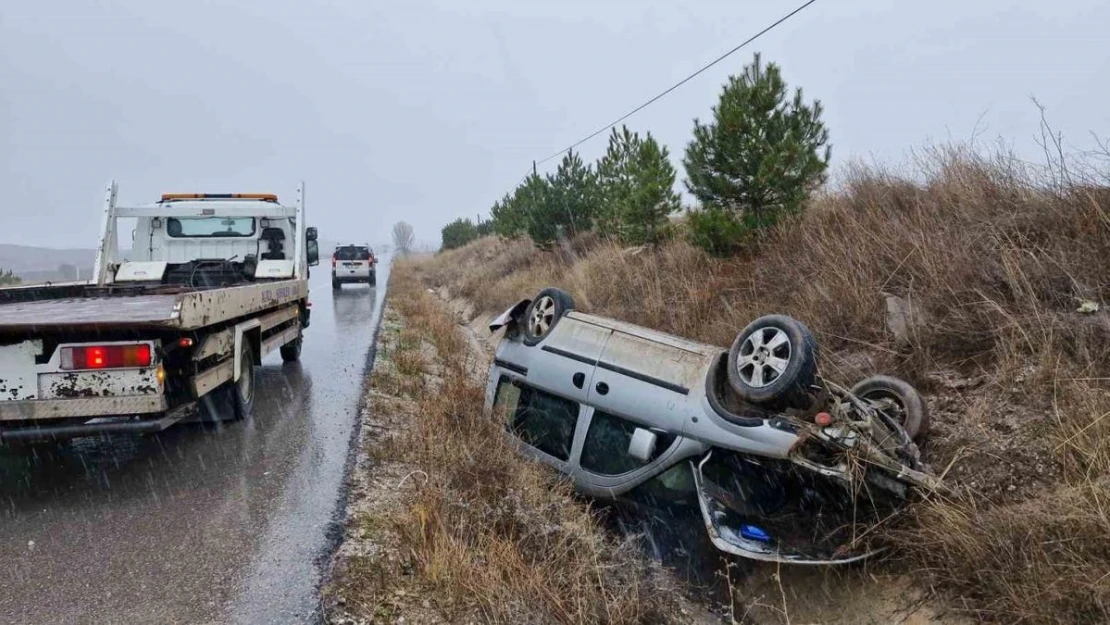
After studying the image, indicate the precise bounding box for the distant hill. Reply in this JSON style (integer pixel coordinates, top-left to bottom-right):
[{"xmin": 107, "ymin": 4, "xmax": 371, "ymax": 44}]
[
  {"xmin": 0, "ymin": 244, "xmax": 96, "ymax": 283},
  {"xmin": 0, "ymin": 244, "xmax": 96, "ymax": 274}
]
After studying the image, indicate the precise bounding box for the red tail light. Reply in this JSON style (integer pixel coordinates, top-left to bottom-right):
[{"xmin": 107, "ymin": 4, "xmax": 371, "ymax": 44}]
[
  {"xmin": 331, "ymin": 256, "xmax": 337, "ymax": 268},
  {"xmin": 60, "ymin": 344, "xmax": 152, "ymax": 370}
]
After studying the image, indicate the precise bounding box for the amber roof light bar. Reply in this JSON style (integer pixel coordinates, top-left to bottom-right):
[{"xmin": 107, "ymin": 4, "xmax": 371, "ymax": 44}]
[{"xmin": 160, "ymin": 193, "xmax": 278, "ymax": 202}]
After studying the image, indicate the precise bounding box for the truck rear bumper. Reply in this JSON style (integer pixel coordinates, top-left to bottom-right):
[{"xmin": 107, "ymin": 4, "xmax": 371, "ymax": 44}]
[
  {"xmin": 0, "ymin": 395, "xmax": 167, "ymax": 422},
  {"xmin": 0, "ymin": 411, "xmax": 186, "ymax": 442}
]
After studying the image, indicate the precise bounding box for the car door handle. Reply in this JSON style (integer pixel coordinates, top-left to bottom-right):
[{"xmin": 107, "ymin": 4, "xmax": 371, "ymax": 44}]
[
  {"xmin": 572, "ymin": 372, "xmax": 585, "ymax": 389},
  {"xmin": 595, "ymin": 381, "xmax": 609, "ymax": 396}
]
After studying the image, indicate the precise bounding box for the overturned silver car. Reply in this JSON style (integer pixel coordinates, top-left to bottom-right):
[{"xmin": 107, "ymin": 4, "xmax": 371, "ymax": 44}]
[{"xmin": 485, "ymin": 288, "xmax": 943, "ymax": 565}]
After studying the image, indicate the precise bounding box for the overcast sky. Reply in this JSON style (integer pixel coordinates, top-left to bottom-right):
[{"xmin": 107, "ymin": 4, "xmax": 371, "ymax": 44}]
[{"xmin": 2, "ymin": 0, "xmax": 1107, "ymax": 249}]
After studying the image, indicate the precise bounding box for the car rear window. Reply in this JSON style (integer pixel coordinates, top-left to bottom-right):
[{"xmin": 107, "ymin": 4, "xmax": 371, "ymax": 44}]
[
  {"xmin": 494, "ymin": 377, "xmax": 579, "ymax": 461},
  {"xmin": 334, "ymin": 246, "xmax": 371, "ymax": 261}
]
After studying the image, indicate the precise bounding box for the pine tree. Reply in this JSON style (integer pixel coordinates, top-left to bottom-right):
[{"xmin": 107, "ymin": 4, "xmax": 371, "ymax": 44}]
[
  {"xmin": 490, "ymin": 191, "xmax": 526, "ymax": 238},
  {"xmin": 440, "ymin": 218, "xmax": 479, "ymax": 250},
  {"xmin": 536, "ymin": 150, "xmax": 597, "ymax": 245},
  {"xmin": 684, "ymin": 53, "xmax": 829, "ymax": 253},
  {"xmin": 0, "ymin": 269, "xmax": 21, "ymax": 286},
  {"xmin": 596, "ymin": 126, "xmax": 680, "ymax": 245}
]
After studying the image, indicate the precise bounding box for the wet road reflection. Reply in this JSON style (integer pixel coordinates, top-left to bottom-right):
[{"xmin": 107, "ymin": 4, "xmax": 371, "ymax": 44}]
[{"xmin": 0, "ymin": 258, "xmax": 390, "ymax": 624}]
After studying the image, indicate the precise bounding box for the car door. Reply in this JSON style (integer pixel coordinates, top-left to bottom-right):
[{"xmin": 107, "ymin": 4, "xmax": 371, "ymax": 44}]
[
  {"xmin": 499, "ymin": 313, "xmax": 611, "ymax": 405},
  {"xmin": 569, "ymin": 405, "xmax": 708, "ymax": 497},
  {"xmin": 586, "ymin": 330, "xmax": 706, "ymax": 436},
  {"xmin": 491, "ymin": 374, "xmax": 588, "ymax": 474}
]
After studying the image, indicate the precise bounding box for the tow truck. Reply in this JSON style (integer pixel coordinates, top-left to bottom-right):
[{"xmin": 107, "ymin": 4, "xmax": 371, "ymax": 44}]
[{"xmin": 0, "ymin": 181, "xmax": 321, "ymax": 441}]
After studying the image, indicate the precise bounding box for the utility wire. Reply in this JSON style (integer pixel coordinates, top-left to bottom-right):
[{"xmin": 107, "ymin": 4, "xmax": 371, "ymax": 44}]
[{"xmin": 534, "ymin": 0, "xmax": 822, "ymax": 167}]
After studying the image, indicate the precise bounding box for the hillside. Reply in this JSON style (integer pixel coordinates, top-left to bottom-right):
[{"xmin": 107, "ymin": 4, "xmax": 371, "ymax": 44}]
[{"xmin": 412, "ymin": 148, "xmax": 1110, "ymax": 624}]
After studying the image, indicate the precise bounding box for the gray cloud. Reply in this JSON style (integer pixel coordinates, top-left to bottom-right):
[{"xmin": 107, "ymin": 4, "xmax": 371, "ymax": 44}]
[{"xmin": 2, "ymin": 0, "xmax": 1107, "ymax": 248}]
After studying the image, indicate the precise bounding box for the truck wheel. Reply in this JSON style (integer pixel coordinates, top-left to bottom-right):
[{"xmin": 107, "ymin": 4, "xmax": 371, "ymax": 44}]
[
  {"xmin": 280, "ymin": 336, "xmax": 303, "ymax": 362},
  {"xmin": 232, "ymin": 344, "xmax": 257, "ymax": 420},
  {"xmin": 332, "ymin": 278, "xmax": 341, "ymax": 291},
  {"xmin": 522, "ymin": 288, "xmax": 575, "ymax": 346},
  {"xmin": 369, "ymin": 272, "xmax": 376, "ymax": 286}
]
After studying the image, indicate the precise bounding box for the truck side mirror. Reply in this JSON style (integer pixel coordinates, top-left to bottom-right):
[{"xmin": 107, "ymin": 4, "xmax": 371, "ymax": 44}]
[
  {"xmin": 306, "ymin": 240, "xmax": 320, "ymax": 266},
  {"xmin": 306, "ymin": 226, "xmax": 318, "ymax": 242}
]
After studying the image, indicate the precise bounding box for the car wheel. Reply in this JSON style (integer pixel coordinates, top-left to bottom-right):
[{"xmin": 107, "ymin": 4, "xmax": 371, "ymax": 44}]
[
  {"xmin": 280, "ymin": 336, "xmax": 302, "ymax": 363},
  {"xmin": 231, "ymin": 344, "xmax": 257, "ymax": 421},
  {"xmin": 850, "ymin": 375, "xmax": 928, "ymax": 440},
  {"xmin": 727, "ymin": 315, "xmax": 817, "ymax": 406},
  {"xmin": 522, "ymin": 287, "xmax": 575, "ymax": 346},
  {"xmin": 369, "ymin": 272, "xmax": 377, "ymax": 286},
  {"xmin": 332, "ymin": 278, "xmax": 341, "ymax": 291}
]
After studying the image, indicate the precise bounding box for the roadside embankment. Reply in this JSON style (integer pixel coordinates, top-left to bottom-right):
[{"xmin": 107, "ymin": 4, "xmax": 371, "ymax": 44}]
[
  {"xmin": 412, "ymin": 149, "xmax": 1110, "ymax": 624},
  {"xmin": 322, "ymin": 261, "xmax": 707, "ymax": 625}
]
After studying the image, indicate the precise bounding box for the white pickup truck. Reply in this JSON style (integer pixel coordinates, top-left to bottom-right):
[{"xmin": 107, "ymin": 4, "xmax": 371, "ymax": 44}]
[{"xmin": 0, "ymin": 181, "xmax": 321, "ymax": 441}]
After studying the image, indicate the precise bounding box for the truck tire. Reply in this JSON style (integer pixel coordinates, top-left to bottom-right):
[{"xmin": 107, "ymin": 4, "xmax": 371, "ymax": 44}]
[
  {"xmin": 280, "ymin": 336, "xmax": 303, "ymax": 362},
  {"xmin": 332, "ymin": 277, "xmax": 341, "ymax": 291},
  {"xmin": 369, "ymin": 272, "xmax": 376, "ymax": 286},
  {"xmin": 232, "ymin": 344, "xmax": 257, "ymax": 421}
]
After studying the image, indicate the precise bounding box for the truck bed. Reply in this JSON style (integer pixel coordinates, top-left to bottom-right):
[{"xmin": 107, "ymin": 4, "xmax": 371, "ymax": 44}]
[{"xmin": 0, "ymin": 279, "xmax": 307, "ymax": 333}]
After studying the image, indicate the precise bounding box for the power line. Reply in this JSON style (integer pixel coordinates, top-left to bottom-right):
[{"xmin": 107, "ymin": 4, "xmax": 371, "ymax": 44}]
[{"xmin": 534, "ymin": 0, "xmax": 822, "ymax": 167}]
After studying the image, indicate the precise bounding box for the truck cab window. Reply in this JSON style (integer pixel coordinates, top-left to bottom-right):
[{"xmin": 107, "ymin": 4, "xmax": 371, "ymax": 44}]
[
  {"xmin": 167, "ymin": 217, "xmax": 256, "ymax": 238},
  {"xmin": 494, "ymin": 376, "xmax": 579, "ymax": 461}
]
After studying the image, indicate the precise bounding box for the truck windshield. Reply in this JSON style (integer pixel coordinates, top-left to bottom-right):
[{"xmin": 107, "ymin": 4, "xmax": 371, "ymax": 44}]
[{"xmin": 167, "ymin": 217, "xmax": 256, "ymax": 238}]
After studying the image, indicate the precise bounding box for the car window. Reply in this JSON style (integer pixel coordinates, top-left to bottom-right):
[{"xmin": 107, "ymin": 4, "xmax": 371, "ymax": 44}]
[
  {"xmin": 580, "ymin": 411, "xmax": 676, "ymax": 476},
  {"xmin": 335, "ymin": 247, "xmax": 371, "ymax": 261},
  {"xmin": 167, "ymin": 217, "xmax": 256, "ymax": 238},
  {"xmin": 494, "ymin": 377, "xmax": 579, "ymax": 461}
]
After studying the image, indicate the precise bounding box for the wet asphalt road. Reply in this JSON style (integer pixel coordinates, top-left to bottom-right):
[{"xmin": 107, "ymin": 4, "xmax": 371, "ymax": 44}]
[{"xmin": 0, "ymin": 259, "xmax": 390, "ymax": 625}]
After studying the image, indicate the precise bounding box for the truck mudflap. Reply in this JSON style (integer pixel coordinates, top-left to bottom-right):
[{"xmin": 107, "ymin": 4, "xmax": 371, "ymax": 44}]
[{"xmin": 690, "ymin": 452, "xmax": 881, "ymax": 565}]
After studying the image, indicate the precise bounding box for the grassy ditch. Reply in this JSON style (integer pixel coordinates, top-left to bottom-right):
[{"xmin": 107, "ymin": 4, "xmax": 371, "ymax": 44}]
[
  {"xmin": 325, "ymin": 262, "xmax": 688, "ymax": 625},
  {"xmin": 416, "ymin": 147, "xmax": 1110, "ymax": 624}
]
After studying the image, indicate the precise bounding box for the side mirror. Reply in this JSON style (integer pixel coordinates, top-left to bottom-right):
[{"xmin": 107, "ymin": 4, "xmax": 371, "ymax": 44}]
[
  {"xmin": 306, "ymin": 226, "xmax": 318, "ymax": 242},
  {"xmin": 306, "ymin": 240, "xmax": 320, "ymax": 266},
  {"xmin": 627, "ymin": 428, "xmax": 658, "ymax": 463}
]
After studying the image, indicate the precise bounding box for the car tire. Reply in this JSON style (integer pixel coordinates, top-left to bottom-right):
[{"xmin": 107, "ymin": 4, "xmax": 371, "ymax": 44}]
[
  {"xmin": 727, "ymin": 314, "xmax": 818, "ymax": 406},
  {"xmin": 332, "ymin": 277, "xmax": 341, "ymax": 291},
  {"xmin": 369, "ymin": 272, "xmax": 377, "ymax": 286},
  {"xmin": 850, "ymin": 375, "xmax": 929, "ymax": 440},
  {"xmin": 280, "ymin": 336, "xmax": 302, "ymax": 363},
  {"xmin": 231, "ymin": 343, "xmax": 257, "ymax": 421},
  {"xmin": 522, "ymin": 287, "xmax": 575, "ymax": 346}
]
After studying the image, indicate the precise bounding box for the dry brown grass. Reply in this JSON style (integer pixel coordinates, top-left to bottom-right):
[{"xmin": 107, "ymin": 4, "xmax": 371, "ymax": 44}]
[
  {"xmin": 418, "ymin": 145, "xmax": 1110, "ymax": 624},
  {"xmin": 366, "ymin": 262, "xmax": 682, "ymax": 625}
]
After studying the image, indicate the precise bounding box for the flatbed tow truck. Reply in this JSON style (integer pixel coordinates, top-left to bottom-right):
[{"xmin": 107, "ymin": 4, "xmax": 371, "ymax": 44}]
[{"xmin": 0, "ymin": 181, "xmax": 321, "ymax": 441}]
